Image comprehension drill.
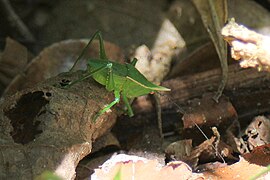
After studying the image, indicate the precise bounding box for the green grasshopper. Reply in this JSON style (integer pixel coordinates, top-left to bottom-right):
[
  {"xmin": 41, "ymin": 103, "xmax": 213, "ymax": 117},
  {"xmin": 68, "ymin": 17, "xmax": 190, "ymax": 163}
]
[{"xmin": 65, "ymin": 31, "xmax": 170, "ymax": 121}]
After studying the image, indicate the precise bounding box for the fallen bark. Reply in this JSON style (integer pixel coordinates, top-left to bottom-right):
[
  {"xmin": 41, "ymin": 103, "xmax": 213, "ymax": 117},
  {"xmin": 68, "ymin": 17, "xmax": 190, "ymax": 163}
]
[
  {"xmin": 134, "ymin": 63, "xmax": 270, "ymax": 115},
  {"xmin": 222, "ymin": 18, "xmax": 270, "ymax": 71},
  {"xmin": 161, "ymin": 63, "xmax": 270, "ymax": 107}
]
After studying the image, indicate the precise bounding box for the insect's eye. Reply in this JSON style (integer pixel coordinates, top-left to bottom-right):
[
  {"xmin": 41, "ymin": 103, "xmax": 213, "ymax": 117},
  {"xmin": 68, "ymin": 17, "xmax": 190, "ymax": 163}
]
[{"xmin": 60, "ymin": 79, "xmax": 71, "ymax": 87}]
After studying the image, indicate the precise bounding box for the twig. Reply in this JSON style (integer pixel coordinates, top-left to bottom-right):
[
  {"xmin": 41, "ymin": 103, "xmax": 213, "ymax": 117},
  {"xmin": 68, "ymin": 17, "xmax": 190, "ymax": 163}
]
[{"xmin": 0, "ymin": 0, "xmax": 36, "ymax": 42}]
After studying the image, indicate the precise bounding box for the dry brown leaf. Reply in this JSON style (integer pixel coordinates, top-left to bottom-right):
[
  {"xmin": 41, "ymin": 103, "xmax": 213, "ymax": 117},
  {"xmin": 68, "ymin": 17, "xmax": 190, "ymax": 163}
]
[
  {"xmin": 0, "ymin": 39, "xmax": 124, "ymax": 179},
  {"xmin": 242, "ymin": 144, "xmax": 270, "ymax": 166},
  {"xmin": 203, "ymin": 157, "xmax": 268, "ymax": 179},
  {"xmin": 182, "ymin": 93, "xmax": 237, "ymax": 130},
  {"xmin": 0, "ymin": 38, "xmax": 29, "ymax": 95},
  {"xmin": 2, "ymin": 39, "xmax": 124, "ymax": 96},
  {"xmin": 92, "ymin": 154, "xmax": 196, "ymax": 180},
  {"xmin": 243, "ymin": 116, "xmax": 270, "ymax": 152},
  {"xmin": 0, "ymin": 71, "xmax": 117, "ymax": 179}
]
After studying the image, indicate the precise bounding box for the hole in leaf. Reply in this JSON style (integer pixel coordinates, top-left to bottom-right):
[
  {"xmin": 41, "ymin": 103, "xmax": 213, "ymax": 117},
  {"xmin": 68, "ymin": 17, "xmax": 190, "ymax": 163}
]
[
  {"xmin": 45, "ymin": 92, "xmax": 52, "ymax": 97},
  {"xmin": 4, "ymin": 91, "xmax": 49, "ymax": 144},
  {"xmin": 251, "ymin": 134, "xmax": 258, "ymax": 139},
  {"xmin": 60, "ymin": 79, "xmax": 71, "ymax": 87}
]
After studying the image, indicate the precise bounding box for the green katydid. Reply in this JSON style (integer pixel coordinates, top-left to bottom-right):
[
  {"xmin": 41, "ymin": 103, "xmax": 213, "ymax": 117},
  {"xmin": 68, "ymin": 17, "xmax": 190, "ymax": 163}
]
[
  {"xmin": 60, "ymin": 31, "xmax": 227, "ymax": 162},
  {"xmin": 64, "ymin": 31, "xmax": 170, "ymax": 121}
]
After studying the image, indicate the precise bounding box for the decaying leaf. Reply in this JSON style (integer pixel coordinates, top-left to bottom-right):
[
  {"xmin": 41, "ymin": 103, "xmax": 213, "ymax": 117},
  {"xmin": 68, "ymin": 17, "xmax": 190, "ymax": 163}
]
[
  {"xmin": 165, "ymin": 127, "xmax": 237, "ymax": 169},
  {"xmin": 0, "ymin": 71, "xmax": 117, "ymax": 179},
  {"xmin": 203, "ymin": 157, "xmax": 268, "ymax": 179},
  {"xmin": 165, "ymin": 139, "xmax": 193, "ymax": 160},
  {"xmin": 91, "ymin": 132, "xmax": 120, "ymax": 154},
  {"xmin": 182, "ymin": 93, "xmax": 237, "ymax": 143},
  {"xmin": 243, "ymin": 144, "xmax": 270, "ymax": 166},
  {"xmin": 236, "ymin": 116, "xmax": 270, "ymax": 154},
  {"xmin": 244, "ymin": 116, "xmax": 270, "ymax": 150},
  {"xmin": 91, "ymin": 154, "xmax": 195, "ymax": 180},
  {"xmin": 0, "ymin": 38, "xmax": 30, "ymax": 95},
  {"xmin": 92, "ymin": 153, "xmax": 269, "ymax": 179},
  {"xmin": 3, "ymin": 39, "xmax": 124, "ymax": 96},
  {"xmin": 0, "ymin": 39, "xmax": 124, "ymax": 179}
]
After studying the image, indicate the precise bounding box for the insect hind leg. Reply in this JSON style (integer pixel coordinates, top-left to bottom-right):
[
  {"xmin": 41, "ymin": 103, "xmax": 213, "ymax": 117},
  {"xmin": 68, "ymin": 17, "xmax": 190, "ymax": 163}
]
[
  {"xmin": 69, "ymin": 31, "xmax": 108, "ymax": 72},
  {"xmin": 64, "ymin": 64, "xmax": 110, "ymax": 88},
  {"xmin": 122, "ymin": 94, "xmax": 134, "ymax": 117}
]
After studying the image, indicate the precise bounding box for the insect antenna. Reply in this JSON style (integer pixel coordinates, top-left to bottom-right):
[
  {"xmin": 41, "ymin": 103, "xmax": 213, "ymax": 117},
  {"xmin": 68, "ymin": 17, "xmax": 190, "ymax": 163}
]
[{"xmin": 156, "ymin": 92, "xmax": 226, "ymax": 163}]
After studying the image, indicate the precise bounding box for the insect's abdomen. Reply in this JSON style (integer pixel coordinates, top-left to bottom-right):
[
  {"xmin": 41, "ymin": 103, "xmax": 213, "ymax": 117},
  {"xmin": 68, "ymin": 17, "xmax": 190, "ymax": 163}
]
[{"xmin": 122, "ymin": 64, "xmax": 170, "ymax": 98}]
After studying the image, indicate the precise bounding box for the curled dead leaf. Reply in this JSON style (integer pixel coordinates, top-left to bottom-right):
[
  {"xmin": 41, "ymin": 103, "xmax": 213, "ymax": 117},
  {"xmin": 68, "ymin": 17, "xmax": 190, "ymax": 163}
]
[
  {"xmin": 3, "ymin": 39, "xmax": 124, "ymax": 96},
  {"xmin": 0, "ymin": 38, "xmax": 30, "ymax": 95}
]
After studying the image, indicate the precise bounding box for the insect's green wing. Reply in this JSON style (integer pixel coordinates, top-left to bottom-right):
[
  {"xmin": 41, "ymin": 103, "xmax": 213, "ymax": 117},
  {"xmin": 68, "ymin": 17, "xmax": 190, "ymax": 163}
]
[
  {"xmin": 87, "ymin": 59, "xmax": 113, "ymax": 88},
  {"xmin": 122, "ymin": 64, "xmax": 170, "ymax": 98},
  {"xmin": 87, "ymin": 59, "xmax": 128, "ymax": 92}
]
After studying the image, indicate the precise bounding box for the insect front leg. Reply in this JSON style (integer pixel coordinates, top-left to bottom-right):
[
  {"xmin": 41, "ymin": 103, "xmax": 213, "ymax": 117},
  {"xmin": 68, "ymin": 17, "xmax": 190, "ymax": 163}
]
[{"xmin": 93, "ymin": 91, "xmax": 121, "ymax": 121}]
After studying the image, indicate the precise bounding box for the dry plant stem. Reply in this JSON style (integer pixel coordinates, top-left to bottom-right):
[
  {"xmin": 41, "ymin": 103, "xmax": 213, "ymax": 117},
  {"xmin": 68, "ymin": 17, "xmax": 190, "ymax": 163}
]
[
  {"xmin": 153, "ymin": 94, "xmax": 163, "ymax": 138},
  {"xmin": 250, "ymin": 164, "xmax": 270, "ymax": 180},
  {"xmin": 0, "ymin": 0, "xmax": 36, "ymax": 42},
  {"xmin": 207, "ymin": 0, "xmax": 228, "ymax": 102},
  {"xmin": 192, "ymin": 0, "xmax": 228, "ymax": 102},
  {"xmin": 0, "ymin": 72, "xmax": 117, "ymax": 179},
  {"xmin": 222, "ymin": 18, "xmax": 270, "ymax": 71}
]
